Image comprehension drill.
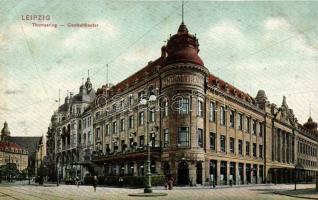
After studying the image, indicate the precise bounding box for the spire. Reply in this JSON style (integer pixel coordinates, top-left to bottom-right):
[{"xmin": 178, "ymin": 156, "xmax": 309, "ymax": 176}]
[
  {"xmin": 85, "ymin": 69, "xmax": 93, "ymax": 92},
  {"xmin": 282, "ymin": 96, "xmax": 287, "ymax": 107},
  {"xmin": 309, "ymin": 103, "xmax": 312, "ymax": 118},
  {"xmin": 182, "ymin": 0, "xmax": 184, "ymax": 24}
]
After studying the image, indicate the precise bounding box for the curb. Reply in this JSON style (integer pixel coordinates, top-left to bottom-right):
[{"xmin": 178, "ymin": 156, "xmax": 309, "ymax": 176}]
[
  {"xmin": 128, "ymin": 193, "xmax": 168, "ymax": 197},
  {"xmin": 274, "ymin": 192, "xmax": 318, "ymax": 200}
]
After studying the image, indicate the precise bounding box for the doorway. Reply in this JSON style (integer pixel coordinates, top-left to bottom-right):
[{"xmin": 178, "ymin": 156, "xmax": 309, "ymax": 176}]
[
  {"xmin": 196, "ymin": 162, "xmax": 203, "ymax": 184},
  {"xmin": 178, "ymin": 161, "xmax": 189, "ymax": 185}
]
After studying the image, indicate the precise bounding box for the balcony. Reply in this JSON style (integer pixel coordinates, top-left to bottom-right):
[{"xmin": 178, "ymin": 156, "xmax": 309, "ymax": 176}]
[{"xmin": 92, "ymin": 146, "xmax": 161, "ymax": 163}]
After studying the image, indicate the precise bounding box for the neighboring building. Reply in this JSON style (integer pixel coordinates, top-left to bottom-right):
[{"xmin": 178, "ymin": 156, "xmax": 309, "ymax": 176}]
[
  {"xmin": 35, "ymin": 136, "xmax": 46, "ymax": 177},
  {"xmin": 47, "ymin": 77, "xmax": 96, "ymax": 181},
  {"xmin": 1, "ymin": 121, "xmax": 42, "ymax": 175},
  {"xmin": 47, "ymin": 21, "xmax": 317, "ymax": 185},
  {"xmin": 0, "ymin": 122, "xmax": 28, "ymax": 171}
]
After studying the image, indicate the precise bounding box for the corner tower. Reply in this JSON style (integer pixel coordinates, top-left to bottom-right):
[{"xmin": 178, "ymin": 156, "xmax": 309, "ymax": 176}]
[{"xmin": 159, "ymin": 22, "xmax": 209, "ymax": 185}]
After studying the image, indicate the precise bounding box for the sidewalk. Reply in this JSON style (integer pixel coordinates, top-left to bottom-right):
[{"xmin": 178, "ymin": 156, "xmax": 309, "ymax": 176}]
[
  {"xmin": 152, "ymin": 183, "xmax": 274, "ymax": 190},
  {"xmin": 275, "ymin": 188, "xmax": 318, "ymax": 199}
]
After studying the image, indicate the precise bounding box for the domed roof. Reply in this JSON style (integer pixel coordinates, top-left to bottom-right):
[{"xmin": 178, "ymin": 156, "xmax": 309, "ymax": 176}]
[
  {"xmin": 255, "ymin": 90, "xmax": 267, "ymax": 103},
  {"xmin": 303, "ymin": 117, "xmax": 317, "ymax": 131},
  {"xmin": 1, "ymin": 121, "xmax": 10, "ymax": 135},
  {"xmin": 165, "ymin": 23, "xmax": 204, "ymax": 66}
]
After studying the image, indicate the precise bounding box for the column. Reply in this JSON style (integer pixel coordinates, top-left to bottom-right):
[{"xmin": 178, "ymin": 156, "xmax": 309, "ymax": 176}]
[
  {"xmin": 243, "ymin": 163, "xmax": 246, "ymax": 184},
  {"xmin": 226, "ymin": 161, "xmax": 230, "ymax": 185},
  {"xmin": 133, "ymin": 162, "xmax": 138, "ymax": 176},
  {"xmin": 284, "ymin": 131, "xmax": 288, "ymax": 163},
  {"xmin": 235, "ymin": 162, "xmax": 239, "ymax": 185},
  {"xmin": 217, "ymin": 160, "xmax": 221, "ymax": 185},
  {"xmin": 276, "ymin": 129, "xmax": 280, "ymax": 162},
  {"xmin": 257, "ymin": 165, "xmax": 260, "ymax": 184},
  {"xmin": 273, "ymin": 128, "xmax": 276, "ymax": 161}
]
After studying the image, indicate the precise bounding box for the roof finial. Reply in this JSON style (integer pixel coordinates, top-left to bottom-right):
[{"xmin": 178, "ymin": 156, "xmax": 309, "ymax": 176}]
[
  {"xmin": 88, "ymin": 69, "xmax": 90, "ymax": 78},
  {"xmin": 82, "ymin": 77, "xmax": 84, "ymax": 85},
  {"xmin": 182, "ymin": 0, "xmax": 184, "ymax": 24},
  {"xmin": 309, "ymin": 103, "xmax": 312, "ymax": 117}
]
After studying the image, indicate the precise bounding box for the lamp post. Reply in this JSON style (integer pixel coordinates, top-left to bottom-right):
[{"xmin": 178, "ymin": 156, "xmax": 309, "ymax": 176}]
[{"xmin": 140, "ymin": 94, "xmax": 157, "ymax": 194}]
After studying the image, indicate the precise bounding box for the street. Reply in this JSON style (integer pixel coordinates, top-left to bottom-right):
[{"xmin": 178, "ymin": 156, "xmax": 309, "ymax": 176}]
[{"xmin": 0, "ymin": 183, "xmax": 316, "ymax": 200}]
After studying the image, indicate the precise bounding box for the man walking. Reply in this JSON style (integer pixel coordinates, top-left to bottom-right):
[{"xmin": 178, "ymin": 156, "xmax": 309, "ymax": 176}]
[{"xmin": 93, "ymin": 175, "xmax": 98, "ymax": 192}]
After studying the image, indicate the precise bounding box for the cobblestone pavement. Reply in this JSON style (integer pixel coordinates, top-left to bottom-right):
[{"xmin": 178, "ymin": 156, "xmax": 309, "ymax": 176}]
[{"xmin": 0, "ymin": 182, "xmax": 315, "ymax": 200}]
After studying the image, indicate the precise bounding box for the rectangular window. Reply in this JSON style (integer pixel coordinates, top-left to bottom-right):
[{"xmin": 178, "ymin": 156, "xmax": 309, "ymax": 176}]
[
  {"xmin": 139, "ymin": 136, "xmax": 144, "ymax": 147},
  {"xmin": 246, "ymin": 117, "xmax": 251, "ymax": 133},
  {"xmin": 210, "ymin": 132, "xmax": 216, "ymax": 151},
  {"xmin": 139, "ymin": 112, "xmax": 144, "ymax": 126},
  {"xmin": 149, "ymin": 108, "xmax": 155, "ymax": 122},
  {"xmin": 163, "ymin": 129, "xmax": 169, "ymax": 147},
  {"xmin": 238, "ymin": 113, "xmax": 243, "ymax": 130},
  {"xmin": 95, "ymin": 112, "xmax": 100, "ymax": 120},
  {"xmin": 246, "ymin": 141, "xmax": 250, "ymax": 156},
  {"xmin": 112, "ymin": 122, "xmax": 117, "ymax": 134},
  {"xmin": 209, "ymin": 101, "xmax": 216, "ymax": 122},
  {"xmin": 259, "ymin": 144, "xmax": 263, "ymax": 158},
  {"xmin": 129, "ymin": 115, "xmax": 134, "ymax": 129},
  {"xmin": 197, "ymin": 128, "xmax": 203, "ymax": 148},
  {"xmin": 120, "ymin": 119, "xmax": 125, "ymax": 132},
  {"xmin": 129, "ymin": 94, "xmax": 133, "ymax": 106},
  {"xmin": 179, "ymin": 98, "xmax": 189, "ymax": 114},
  {"xmin": 253, "ymin": 143, "xmax": 257, "ymax": 157},
  {"xmin": 220, "ymin": 106, "xmax": 226, "ymax": 125},
  {"xmin": 238, "ymin": 140, "xmax": 243, "ymax": 155},
  {"xmin": 178, "ymin": 127, "xmax": 189, "ymax": 147},
  {"xmin": 220, "ymin": 135, "xmax": 226, "ymax": 152},
  {"xmin": 164, "ymin": 100, "xmax": 169, "ymax": 117},
  {"xmin": 96, "ymin": 127, "xmax": 100, "ymax": 140},
  {"xmin": 230, "ymin": 110, "xmax": 235, "ymax": 128},
  {"xmin": 105, "ymin": 124, "xmax": 110, "ymax": 136},
  {"xmin": 259, "ymin": 122, "xmax": 263, "ymax": 137},
  {"xmin": 230, "ymin": 137, "xmax": 235, "ymax": 153},
  {"xmin": 197, "ymin": 100, "xmax": 203, "ymax": 117},
  {"xmin": 252, "ymin": 120, "xmax": 257, "ymax": 135}
]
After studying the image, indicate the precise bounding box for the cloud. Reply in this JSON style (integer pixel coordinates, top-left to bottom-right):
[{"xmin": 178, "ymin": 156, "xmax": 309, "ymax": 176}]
[
  {"xmin": 205, "ymin": 21, "xmax": 246, "ymax": 47},
  {"xmin": 263, "ymin": 17, "xmax": 318, "ymax": 56},
  {"xmin": 264, "ymin": 17, "xmax": 291, "ymax": 31}
]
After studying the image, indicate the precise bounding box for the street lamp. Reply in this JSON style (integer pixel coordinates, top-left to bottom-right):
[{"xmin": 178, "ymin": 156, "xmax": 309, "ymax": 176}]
[{"xmin": 140, "ymin": 94, "xmax": 157, "ymax": 194}]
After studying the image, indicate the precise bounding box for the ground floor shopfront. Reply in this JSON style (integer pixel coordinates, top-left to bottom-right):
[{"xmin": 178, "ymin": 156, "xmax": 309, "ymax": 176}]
[{"xmin": 268, "ymin": 167, "xmax": 317, "ymax": 184}]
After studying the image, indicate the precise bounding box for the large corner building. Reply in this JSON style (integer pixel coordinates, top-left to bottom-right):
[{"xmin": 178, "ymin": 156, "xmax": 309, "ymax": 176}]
[{"xmin": 49, "ymin": 21, "xmax": 317, "ymax": 185}]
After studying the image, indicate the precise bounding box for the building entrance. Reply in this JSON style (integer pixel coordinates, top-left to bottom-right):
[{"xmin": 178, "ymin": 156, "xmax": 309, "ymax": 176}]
[
  {"xmin": 178, "ymin": 161, "xmax": 189, "ymax": 185},
  {"xmin": 196, "ymin": 162, "xmax": 203, "ymax": 184}
]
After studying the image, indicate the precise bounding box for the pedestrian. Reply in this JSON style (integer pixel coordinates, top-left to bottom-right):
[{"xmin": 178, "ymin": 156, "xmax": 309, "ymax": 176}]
[
  {"xmin": 164, "ymin": 175, "xmax": 168, "ymax": 190},
  {"xmin": 93, "ymin": 175, "xmax": 98, "ymax": 192},
  {"xmin": 189, "ymin": 177, "xmax": 193, "ymax": 187},
  {"xmin": 168, "ymin": 175, "xmax": 174, "ymax": 190},
  {"xmin": 118, "ymin": 177, "xmax": 123, "ymax": 187},
  {"xmin": 76, "ymin": 176, "xmax": 80, "ymax": 188}
]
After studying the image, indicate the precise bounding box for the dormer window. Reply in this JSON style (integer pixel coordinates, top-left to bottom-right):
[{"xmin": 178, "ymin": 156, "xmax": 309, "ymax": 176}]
[
  {"xmin": 138, "ymin": 91, "xmax": 145, "ymax": 101},
  {"xmin": 149, "ymin": 86, "xmax": 155, "ymax": 96}
]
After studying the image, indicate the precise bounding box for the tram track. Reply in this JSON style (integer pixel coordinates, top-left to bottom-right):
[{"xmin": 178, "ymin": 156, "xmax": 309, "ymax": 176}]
[{"xmin": 0, "ymin": 190, "xmax": 23, "ymax": 200}]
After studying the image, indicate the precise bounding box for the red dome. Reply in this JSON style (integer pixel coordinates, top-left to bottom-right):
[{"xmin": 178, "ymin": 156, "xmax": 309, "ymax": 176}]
[{"xmin": 165, "ymin": 23, "xmax": 204, "ymax": 66}]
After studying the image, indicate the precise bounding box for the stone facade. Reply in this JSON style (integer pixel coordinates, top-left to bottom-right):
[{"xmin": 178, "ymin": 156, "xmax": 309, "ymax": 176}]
[{"xmin": 47, "ymin": 22, "xmax": 317, "ymax": 185}]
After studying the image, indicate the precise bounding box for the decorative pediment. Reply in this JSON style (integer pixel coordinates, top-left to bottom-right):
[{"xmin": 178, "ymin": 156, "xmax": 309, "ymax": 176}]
[{"xmin": 274, "ymin": 96, "xmax": 297, "ymax": 127}]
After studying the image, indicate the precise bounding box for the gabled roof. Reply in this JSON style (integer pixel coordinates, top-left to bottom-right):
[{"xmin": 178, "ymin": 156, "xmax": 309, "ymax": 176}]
[
  {"xmin": 207, "ymin": 74, "xmax": 255, "ymax": 104},
  {"xmin": 96, "ymin": 57, "xmax": 164, "ymax": 97}
]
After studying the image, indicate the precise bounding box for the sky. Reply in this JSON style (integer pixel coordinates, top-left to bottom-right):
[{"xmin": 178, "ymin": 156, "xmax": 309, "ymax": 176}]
[{"xmin": 1, "ymin": 1, "xmax": 318, "ymax": 136}]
